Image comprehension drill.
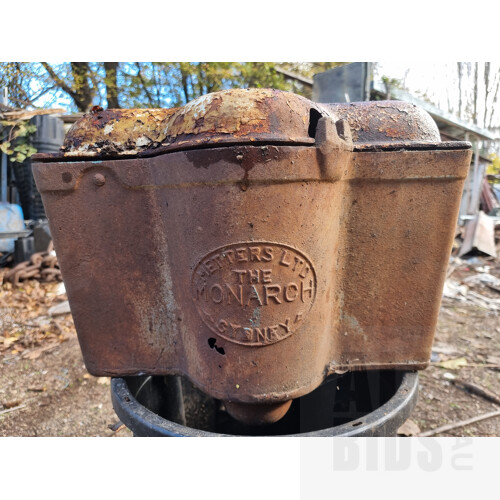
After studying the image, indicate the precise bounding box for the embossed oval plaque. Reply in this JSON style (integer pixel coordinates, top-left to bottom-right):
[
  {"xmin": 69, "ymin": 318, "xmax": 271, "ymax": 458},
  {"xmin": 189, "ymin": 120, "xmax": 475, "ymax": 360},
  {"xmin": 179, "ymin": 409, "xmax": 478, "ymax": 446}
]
[{"xmin": 191, "ymin": 242, "xmax": 317, "ymax": 346}]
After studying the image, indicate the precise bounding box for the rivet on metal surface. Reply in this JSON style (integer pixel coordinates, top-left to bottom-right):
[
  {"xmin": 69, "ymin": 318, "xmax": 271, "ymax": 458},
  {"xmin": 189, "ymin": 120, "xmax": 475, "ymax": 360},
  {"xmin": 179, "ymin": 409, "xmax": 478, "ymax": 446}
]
[{"xmin": 93, "ymin": 173, "xmax": 106, "ymax": 186}]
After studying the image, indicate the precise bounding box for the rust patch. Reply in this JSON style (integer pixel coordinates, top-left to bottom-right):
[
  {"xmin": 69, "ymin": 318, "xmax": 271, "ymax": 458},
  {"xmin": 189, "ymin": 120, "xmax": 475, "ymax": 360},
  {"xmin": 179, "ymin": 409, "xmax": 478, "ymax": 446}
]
[
  {"xmin": 325, "ymin": 101, "xmax": 441, "ymax": 146},
  {"xmin": 45, "ymin": 91, "xmax": 468, "ymax": 163},
  {"xmin": 162, "ymin": 88, "xmax": 333, "ymax": 149},
  {"xmin": 61, "ymin": 108, "xmax": 177, "ymax": 157},
  {"xmin": 54, "ymin": 89, "xmax": 333, "ymax": 159}
]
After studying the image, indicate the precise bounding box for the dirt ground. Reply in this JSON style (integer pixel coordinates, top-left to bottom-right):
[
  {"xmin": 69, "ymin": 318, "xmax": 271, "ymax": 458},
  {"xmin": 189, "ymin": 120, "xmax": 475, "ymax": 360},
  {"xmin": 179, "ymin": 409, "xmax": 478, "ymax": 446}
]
[
  {"xmin": 0, "ymin": 258, "xmax": 499, "ymax": 437},
  {"xmin": 0, "ymin": 278, "xmax": 131, "ymax": 437},
  {"xmin": 412, "ymin": 302, "xmax": 500, "ymax": 436}
]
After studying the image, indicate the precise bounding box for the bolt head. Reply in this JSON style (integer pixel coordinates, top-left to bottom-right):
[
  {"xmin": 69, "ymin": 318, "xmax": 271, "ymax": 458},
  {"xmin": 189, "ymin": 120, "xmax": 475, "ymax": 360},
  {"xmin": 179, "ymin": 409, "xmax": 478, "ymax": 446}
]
[{"xmin": 93, "ymin": 173, "xmax": 106, "ymax": 186}]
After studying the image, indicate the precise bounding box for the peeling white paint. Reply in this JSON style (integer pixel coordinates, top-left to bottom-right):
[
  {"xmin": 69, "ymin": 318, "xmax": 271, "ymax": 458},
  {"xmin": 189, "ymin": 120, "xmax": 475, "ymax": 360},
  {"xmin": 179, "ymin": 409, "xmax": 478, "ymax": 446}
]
[{"xmin": 135, "ymin": 135, "xmax": 152, "ymax": 148}]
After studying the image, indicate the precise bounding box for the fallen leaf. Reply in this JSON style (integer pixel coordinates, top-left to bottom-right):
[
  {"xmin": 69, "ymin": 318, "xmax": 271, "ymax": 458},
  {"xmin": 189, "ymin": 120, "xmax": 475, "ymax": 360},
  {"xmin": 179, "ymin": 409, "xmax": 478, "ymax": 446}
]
[
  {"xmin": 435, "ymin": 357, "xmax": 468, "ymax": 370},
  {"xmin": 2, "ymin": 400, "xmax": 22, "ymax": 409},
  {"xmin": 97, "ymin": 377, "xmax": 110, "ymax": 385},
  {"xmin": 1, "ymin": 337, "xmax": 16, "ymax": 348},
  {"xmin": 25, "ymin": 350, "xmax": 42, "ymax": 360},
  {"xmin": 397, "ymin": 419, "xmax": 421, "ymax": 436},
  {"xmin": 22, "ymin": 342, "xmax": 59, "ymax": 360}
]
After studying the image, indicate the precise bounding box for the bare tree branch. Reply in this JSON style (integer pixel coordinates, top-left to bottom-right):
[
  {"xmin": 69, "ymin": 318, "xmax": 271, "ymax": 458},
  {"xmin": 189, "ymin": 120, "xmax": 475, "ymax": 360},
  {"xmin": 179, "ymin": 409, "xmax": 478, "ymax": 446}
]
[
  {"xmin": 488, "ymin": 68, "xmax": 500, "ymax": 129},
  {"xmin": 134, "ymin": 63, "xmax": 155, "ymax": 107},
  {"xmin": 484, "ymin": 62, "xmax": 490, "ymax": 129},
  {"xmin": 473, "ymin": 62, "xmax": 478, "ymax": 125},
  {"xmin": 41, "ymin": 62, "xmax": 76, "ymax": 101}
]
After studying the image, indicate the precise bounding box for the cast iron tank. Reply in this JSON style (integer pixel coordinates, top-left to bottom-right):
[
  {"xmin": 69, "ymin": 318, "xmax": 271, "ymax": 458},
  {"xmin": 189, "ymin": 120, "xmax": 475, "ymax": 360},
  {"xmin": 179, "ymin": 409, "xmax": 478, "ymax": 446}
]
[{"xmin": 32, "ymin": 89, "xmax": 471, "ymax": 430}]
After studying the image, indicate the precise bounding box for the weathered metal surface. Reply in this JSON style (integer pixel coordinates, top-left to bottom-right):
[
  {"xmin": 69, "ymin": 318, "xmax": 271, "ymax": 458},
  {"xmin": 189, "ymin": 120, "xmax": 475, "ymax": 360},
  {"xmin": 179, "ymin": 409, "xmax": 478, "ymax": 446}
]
[
  {"xmin": 60, "ymin": 108, "xmax": 177, "ymax": 157},
  {"xmin": 161, "ymin": 88, "xmax": 326, "ymax": 150},
  {"xmin": 33, "ymin": 89, "xmax": 471, "ymax": 425},
  {"xmin": 40, "ymin": 89, "xmax": 330, "ymax": 161},
  {"xmin": 325, "ymin": 100, "xmax": 440, "ymax": 147},
  {"xmin": 34, "ymin": 90, "xmax": 463, "ymax": 162}
]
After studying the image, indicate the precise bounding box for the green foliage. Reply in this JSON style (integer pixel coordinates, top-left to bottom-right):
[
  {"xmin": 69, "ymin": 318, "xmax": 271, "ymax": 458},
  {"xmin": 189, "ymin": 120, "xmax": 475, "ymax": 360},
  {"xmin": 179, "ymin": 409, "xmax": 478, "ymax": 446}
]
[
  {"xmin": 0, "ymin": 120, "xmax": 37, "ymax": 163},
  {"xmin": 119, "ymin": 62, "xmax": 293, "ymax": 109},
  {"xmin": 381, "ymin": 75, "xmax": 402, "ymax": 88},
  {"xmin": 1, "ymin": 62, "xmax": 346, "ymax": 112},
  {"xmin": 487, "ymin": 153, "xmax": 500, "ymax": 177},
  {"xmin": 369, "ymin": 75, "xmax": 406, "ymax": 102}
]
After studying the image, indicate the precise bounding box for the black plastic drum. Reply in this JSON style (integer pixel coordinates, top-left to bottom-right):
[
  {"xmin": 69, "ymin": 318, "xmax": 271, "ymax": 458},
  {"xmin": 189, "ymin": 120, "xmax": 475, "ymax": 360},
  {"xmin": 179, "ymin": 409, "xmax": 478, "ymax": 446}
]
[{"xmin": 111, "ymin": 370, "xmax": 418, "ymax": 437}]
